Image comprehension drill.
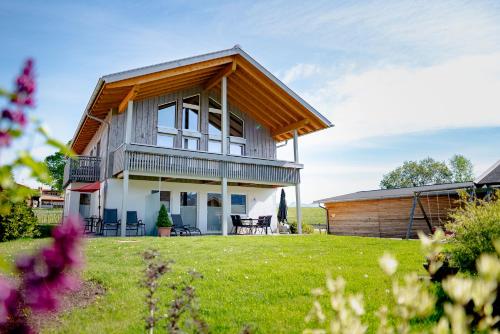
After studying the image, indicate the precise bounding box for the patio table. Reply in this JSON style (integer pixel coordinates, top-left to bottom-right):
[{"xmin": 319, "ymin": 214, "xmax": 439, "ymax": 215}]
[
  {"xmin": 240, "ymin": 218, "xmax": 257, "ymax": 234},
  {"xmin": 84, "ymin": 216, "xmax": 100, "ymax": 234}
]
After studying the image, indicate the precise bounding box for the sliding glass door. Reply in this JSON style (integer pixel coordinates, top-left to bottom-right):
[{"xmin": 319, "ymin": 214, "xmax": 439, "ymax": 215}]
[
  {"xmin": 180, "ymin": 192, "xmax": 197, "ymax": 227},
  {"xmin": 207, "ymin": 193, "xmax": 222, "ymax": 233}
]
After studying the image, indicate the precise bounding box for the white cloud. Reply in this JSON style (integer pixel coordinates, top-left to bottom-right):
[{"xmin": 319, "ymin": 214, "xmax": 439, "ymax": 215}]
[
  {"xmin": 282, "ymin": 63, "xmax": 321, "ymax": 84},
  {"xmin": 301, "ymin": 52, "xmax": 500, "ymax": 147}
]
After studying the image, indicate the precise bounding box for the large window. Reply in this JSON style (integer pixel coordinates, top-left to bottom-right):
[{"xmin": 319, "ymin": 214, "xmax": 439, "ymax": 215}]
[
  {"xmin": 231, "ymin": 194, "xmax": 246, "ymax": 214},
  {"xmin": 182, "ymin": 95, "xmax": 200, "ymax": 131},
  {"xmin": 158, "ymin": 102, "xmax": 176, "ymax": 128},
  {"xmin": 208, "ymin": 98, "xmax": 222, "ymax": 136},
  {"xmin": 180, "ymin": 192, "xmax": 197, "ymax": 227},
  {"xmin": 152, "ymin": 190, "xmax": 171, "ymax": 212},
  {"xmin": 230, "ymin": 113, "xmax": 244, "ymax": 138}
]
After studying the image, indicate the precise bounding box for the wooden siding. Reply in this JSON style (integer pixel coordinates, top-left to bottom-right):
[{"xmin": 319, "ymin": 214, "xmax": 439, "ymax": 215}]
[
  {"xmin": 325, "ymin": 195, "xmax": 461, "ymax": 239},
  {"xmin": 130, "ymin": 86, "xmax": 276, "ymax": 159}
]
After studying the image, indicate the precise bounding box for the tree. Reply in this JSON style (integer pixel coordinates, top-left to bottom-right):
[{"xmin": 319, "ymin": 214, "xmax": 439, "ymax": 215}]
[
  {"xmin": 44, "ymin": 151, "xmax": 66, "ymax": 192},
  {"xmin": 449, "ymin": 154, "xmax": 474, "ymax": 182},
  {"xmin": 380, "ymin": 157, "xmax": 453, "ymax": 189}
]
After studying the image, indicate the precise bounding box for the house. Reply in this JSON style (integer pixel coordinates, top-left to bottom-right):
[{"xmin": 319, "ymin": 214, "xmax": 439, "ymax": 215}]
[
  {"xmin": 31, "ymin": 188, "xmax": 65, "ymax": 208},
  {"xmin": 63, "ymin": 46, "xmax": 332, "ymax": 236},
  {"xmin": 315, "ymin": 160, "xmax": 500, "ymax": 239}
]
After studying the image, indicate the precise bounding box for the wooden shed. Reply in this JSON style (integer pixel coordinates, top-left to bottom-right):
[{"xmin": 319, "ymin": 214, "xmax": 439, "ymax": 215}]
[{"xmin": 316, "ymin": 183, "xmax": 475, "ymax": 239}]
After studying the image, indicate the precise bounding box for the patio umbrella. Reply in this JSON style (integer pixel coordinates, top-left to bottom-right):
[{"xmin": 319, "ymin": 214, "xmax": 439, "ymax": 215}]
[
  {"xmin": 71, "ymin": 181, "xmax": 102, "ymax": 219},
  {"xmin": 277, "ymin": 189, "xmax": 288, "ymax": 232}
]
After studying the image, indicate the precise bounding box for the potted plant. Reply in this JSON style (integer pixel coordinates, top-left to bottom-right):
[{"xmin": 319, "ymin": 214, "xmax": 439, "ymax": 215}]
[{"xmin": 156, "ymin": 204, "xmax": 172, "ymax": 237}]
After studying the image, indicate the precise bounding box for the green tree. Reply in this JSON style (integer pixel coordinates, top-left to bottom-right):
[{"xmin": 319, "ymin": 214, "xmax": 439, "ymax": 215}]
[
  {"xmin": 380, "ymin": 157, "xmax": 452, "ymax": 189},
  {"xmin": 449, "ymin": 154, "xmax": 474, "ymax": 182},
  {"xmin": 44, "ymin": 151, "xmax": 66, "ymax": 192},
  {"xmin": 0, "ymin": 201, "xmax": 39, "ymax": 241},
  {"xmin": 156, "ymin": 204, "xmax": 172, "ymax": 227}
]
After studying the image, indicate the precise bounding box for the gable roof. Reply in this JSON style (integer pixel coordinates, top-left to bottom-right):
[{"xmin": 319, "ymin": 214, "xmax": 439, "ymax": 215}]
[
  {"xmin": 475, "ymin": 160, "xmax": 500, "ymax": 185},
  {"xmin": 71, "ymin": 45, "xmax": 333, "ymax": 154},
  {"xmin": 315, "ymin": 182, "xmax": 474, "ymax": 204}
]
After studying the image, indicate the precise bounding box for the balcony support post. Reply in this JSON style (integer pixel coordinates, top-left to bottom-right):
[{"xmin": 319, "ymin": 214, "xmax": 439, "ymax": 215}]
[
  {"xmin": 293, "ymin": 129, "xmax": 302, "ymax": 234},
  {"xmin": 221, "ymin": 177, "xmax": 229, "ymax": 236},
  {"xmin": 221, "ymin": 76, "xmax": 228, "ymax": 155},
  {"xmin": 120, "ymin": 170, "xmax": 129, "ymax": 237},
  {"xmin": 124, "ymin": 100, "xmax": 133, "ymax": 144}
]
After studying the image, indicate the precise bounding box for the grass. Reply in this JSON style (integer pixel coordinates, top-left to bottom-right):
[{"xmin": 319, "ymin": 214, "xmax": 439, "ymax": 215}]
[
  {"xmin": 0, "ymin": 235, "xmax": 425, "ymax": 333},
  {"xmin": 288, "ymin": 207, "xmax": 326, "ymax": 226}
]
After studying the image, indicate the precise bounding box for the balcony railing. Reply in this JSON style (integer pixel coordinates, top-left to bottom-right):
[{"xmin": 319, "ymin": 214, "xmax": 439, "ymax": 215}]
[
  {"xmin": 63, "ymin": 156, "xmax": 101, "ymax": 186},
  {"xmin": 111, "ymin": 144, "xmax": 301, "ymax": 185}
]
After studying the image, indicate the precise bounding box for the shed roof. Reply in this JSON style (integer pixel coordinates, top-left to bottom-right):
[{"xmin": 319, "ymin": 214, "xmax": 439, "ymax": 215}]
[
  {"xmin": 315, "ymin": 182, "xmax": 474, "ymax": 204},
  {"xmin": 475, "ymin": 160, "xmax": 500, "ymax": 185},
  {"xmin": 70, "ymin": 45, "xmax": 333, "ymax": 154}
]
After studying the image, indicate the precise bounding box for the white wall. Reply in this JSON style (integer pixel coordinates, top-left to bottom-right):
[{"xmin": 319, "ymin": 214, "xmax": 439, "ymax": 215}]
[
  {"xmin": 105, "ymin": 178, "xmax": 277, "ymax": 235},
  {"xmin": 63, "ymin": 182, "xmax": 104, "ymax": 219}
]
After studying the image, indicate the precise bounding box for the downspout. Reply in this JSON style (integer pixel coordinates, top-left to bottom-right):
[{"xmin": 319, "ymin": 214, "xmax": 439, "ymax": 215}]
[
  {"xmin": 85, "ymin": 111, "xmax": 111, "ymax": 217},
  {"xmin": 318, "ymin": 203, "xmax": 329, "ymax": 234}
]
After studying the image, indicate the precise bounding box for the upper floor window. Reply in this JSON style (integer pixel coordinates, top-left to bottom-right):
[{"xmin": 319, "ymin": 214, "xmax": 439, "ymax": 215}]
[
  {"xmin": 183, "ymin": 95, "xmax": 200, "ymax": 131},
  {"xmin": 158, "ymin": 101, "xmax": 176, "ymax": 129},
  {"xmin": 230, "ymin": 113, "xmax": 244, "ymax": 138},
  {"xmin": 208, "ymin": 98, "xmax": 222, "ymax": 136}
]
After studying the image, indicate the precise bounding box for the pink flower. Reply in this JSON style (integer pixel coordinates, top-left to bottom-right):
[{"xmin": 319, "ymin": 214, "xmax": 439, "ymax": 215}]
[
  {"xmin": 0, "ymin": 131, "xmax": 11, "ymax": 147},
  {"xmin": 0, "ymin": 278, "xmax": 19, "ymax": 325}
]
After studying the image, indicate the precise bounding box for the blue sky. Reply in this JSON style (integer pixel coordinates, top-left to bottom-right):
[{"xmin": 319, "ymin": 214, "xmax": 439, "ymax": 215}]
[{"xmin": 1, "ymin": 0, "xmax": 499, "ymax": 202}]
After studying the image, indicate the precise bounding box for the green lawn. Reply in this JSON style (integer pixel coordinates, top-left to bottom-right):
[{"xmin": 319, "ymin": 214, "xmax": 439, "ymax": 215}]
[
  {"xmin": 0, "ymin": 235, "xmax": 425, "ymax": 333},
  {"xmin": 288, "ymin": 207, "xmax": 326, "ymax": 226}
]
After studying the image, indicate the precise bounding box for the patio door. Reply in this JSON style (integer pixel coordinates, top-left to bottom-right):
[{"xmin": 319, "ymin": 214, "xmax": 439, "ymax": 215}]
[
  {"xmin": 78, "ymin": 193, "xmax": 91, "ymax": 218},
  {"xmin": 180, "ymin": 192, "xmax": 197, "ymax": 227},
  {"xmin": 207, "ymin": 193, "xmax": 222, "ymax": 233},
  {"xmin": 145, "ymin": 192, "xmax": 160, "ymax": 236}
]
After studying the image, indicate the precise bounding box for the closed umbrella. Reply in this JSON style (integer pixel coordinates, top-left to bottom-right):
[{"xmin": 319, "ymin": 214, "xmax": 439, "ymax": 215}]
[{"xmin": 277, "ymin": 189, "xmax": 288, "ymax": 233}]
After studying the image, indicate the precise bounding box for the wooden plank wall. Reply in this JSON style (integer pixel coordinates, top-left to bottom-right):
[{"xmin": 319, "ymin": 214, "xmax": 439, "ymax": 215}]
[
  {"xmin": 128, "ymin": 86, "xmax": 276, "ymax": 159},
  {"xmin": 325, "ymin": 195, "xmax": 461, "ymax": 239}
]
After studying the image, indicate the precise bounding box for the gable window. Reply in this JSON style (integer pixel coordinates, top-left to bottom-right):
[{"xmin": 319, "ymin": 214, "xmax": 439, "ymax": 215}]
[
  {"xmin": 182, "ymin": 95, "xmax": 200, "ymax": 131},
  {"xmin": 230, "ymin": 113, "xmax": 244, "ymax": 138},
  {"xmin": 158, "ymin": 102, "xmax": 176, "ymax": 128},
  {"xmin": 208, "ymin": 98, "xmax": 222, "ymax": 153},
  {"xmin": 157, "ymin": 101, "xmax": 177, "ymax": 148}
]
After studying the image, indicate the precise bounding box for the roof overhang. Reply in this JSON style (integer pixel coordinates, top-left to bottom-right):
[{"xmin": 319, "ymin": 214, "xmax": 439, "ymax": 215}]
[{"xmin": 70, "ymin": 46, "xmax": 333, "ymax": 154}]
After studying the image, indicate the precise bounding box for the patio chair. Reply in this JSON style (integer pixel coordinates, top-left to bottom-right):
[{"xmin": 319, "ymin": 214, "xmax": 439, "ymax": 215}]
[
  {"xmin": 171, "ymin": 214, "xmax": 202, "ymax": 236},
  {"xmin": 100, "ymin": 208, "xmax": 120, "ymax": 236},
  {"xmin": 255, "ymin": 215, "xmax": 272, "ymax": 235},
  {"xmin": 230, "ymin": 215, "xmax": 243, "ymax": 234},
  {"xmin": 127, "ymin": 211, "xmax": 146, "ymax": 236},
  {"xmin": 170, "ymin": 214, "xmax": 191, "ymax": 236},
  {"xmin": 232, "ymin": 215, "xmax": 254, "ymax": 234}
]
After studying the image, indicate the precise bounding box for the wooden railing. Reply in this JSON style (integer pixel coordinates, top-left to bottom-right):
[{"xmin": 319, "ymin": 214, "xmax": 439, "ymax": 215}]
[
  {"xmin": 112, "ymin": 144, "xmax": 301, "ymax": 185},
  {"xmin": 63, "ymin": 156, "xmax": 101, "ymax": 186}
]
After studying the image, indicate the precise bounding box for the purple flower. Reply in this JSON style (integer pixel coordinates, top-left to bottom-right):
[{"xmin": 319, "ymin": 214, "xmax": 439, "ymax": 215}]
[
  {"xmin": 15, "ymin": 215, "xmax": 84, "ymax": 312},
  {"xmin": 0, "ymin": 277, "xmax": 19, "ymax": 325},
  {"xmin": 12, "ymin": 59, "xmax": 36, "ymax": 107},
  {"xmin": 0, "ymin": 131, "xmax": 11, "ymax": 147}
]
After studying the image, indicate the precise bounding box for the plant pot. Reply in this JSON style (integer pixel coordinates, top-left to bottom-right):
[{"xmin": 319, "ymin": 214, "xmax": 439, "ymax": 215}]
[{"xmin": 158, "ymin": 227, "xmax": 172, "ymax": 237}]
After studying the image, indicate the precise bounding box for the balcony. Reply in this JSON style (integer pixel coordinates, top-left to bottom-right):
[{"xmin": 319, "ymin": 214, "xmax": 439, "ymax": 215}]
[
  {"xmin": 63, "ymin": 156, "xmax": 101, "ymax": 186},
  {"xmin": 110, "ymin": 143, "xmax": 301, "ymax": 186}
]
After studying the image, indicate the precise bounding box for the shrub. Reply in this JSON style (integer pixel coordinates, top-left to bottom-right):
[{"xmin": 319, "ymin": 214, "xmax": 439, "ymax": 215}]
[
  {"xmin": 0, "ymin": 201, "xmax": 39, "ymax": 241},
  {"xmin": 446, "ymin": 191, "xmax": 500, "ymax": 272},
  {"xmin": 289, "ymin": 221, "xmax": 314, "ymax": 234},
  {"xmin": 156, "ymin": 204, "xmax": 172, "ymax": 228}
]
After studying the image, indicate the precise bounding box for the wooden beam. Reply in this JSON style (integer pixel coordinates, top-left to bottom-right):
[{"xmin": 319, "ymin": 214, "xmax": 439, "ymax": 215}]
[
  {"xmin": 271, "ymin": 119, "xmax": 310, "ymax": 137},
  {"xmin": 203, "ymin": 61, "xmax": 237, "ymax": 91},
  {"xmin": 118, "ymin": 87, "xmax": 137, "ymax": 113},
  {"xmin": 106, "ymin": 56, "xmax": 234, "ymax": 89}
]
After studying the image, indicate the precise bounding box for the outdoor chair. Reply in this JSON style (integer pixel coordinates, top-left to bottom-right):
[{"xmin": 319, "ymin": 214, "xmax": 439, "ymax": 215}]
[
  {"xmin": 100, "ymin": 208, "xmax": 120, "ymax": 236},
  {"xmin": 230, "ymin": 215, "xmax": 243, "ymax": 234},
  {"xmin": 255, "ymin": 215, "xmax": 272, "ymax": 235},
  {"xmin": 127, "ymin": 211, "xmax": 146, "ymax": 236},
  {"xmin": 170, "ymin": 214, "xmax": 191, "ymax": 236},
  {"xmin": 173, "ymin": 214, "xmax": 202, "ymax": 235}
]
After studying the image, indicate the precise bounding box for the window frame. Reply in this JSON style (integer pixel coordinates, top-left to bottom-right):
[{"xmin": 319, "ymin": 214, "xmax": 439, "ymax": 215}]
[
  {"xmin": 231, "ymin": 193, "xmax": 247, "ymax": 215},
  {"xmin": 182, "ymin": 94, "xmax": 200, "ymax": 132}
]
